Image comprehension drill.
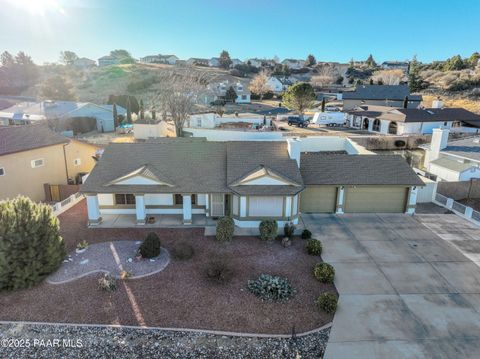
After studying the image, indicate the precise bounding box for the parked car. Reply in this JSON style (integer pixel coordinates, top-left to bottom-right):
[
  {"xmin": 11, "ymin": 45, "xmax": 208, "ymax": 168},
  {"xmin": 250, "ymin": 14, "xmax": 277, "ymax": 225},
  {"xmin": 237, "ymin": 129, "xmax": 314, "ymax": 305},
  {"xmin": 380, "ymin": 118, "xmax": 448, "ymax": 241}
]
[{"xmin": 287, "ymin": 116, "xmax": 309, "ymax": 127}]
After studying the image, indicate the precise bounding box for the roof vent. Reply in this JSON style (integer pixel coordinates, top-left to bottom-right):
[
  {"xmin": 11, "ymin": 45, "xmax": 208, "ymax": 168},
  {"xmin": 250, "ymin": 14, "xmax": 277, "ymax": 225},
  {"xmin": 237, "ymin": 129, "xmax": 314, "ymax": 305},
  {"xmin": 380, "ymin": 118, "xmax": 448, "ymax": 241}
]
[{"xmin": 473, "ymin": 138, "xmax": 480, "ymax": 143}]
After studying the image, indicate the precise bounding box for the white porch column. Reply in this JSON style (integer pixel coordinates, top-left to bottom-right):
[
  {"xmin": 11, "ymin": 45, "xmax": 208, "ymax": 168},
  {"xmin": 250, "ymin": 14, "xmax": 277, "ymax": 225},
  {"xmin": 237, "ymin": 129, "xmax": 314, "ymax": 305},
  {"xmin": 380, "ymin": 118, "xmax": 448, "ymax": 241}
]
[
  {"xmin": 240, "ymin": 196, "xmax": 247, "ymax": 217},
  {"xmin": 367, "ymin": 118, "xmax": 374, "ymax": 132},
  {"xmin": 285, "ymin": 196, "xmax": 292, "ymax": 218},
  {"xmin": 205, "ymin": 194, "xmax": 210, "ymax": 217},
  {"xmin": 86, "ymin": 194, "xmax": 101, "ymax": 225},
  {"xmin": 135, "ymin": 194, "xmax": 146, "ymax": 224},
  {"xmin": 336, "ymin": 186, "xmax": 345, "ymax": 214},
  {"xmin": 183, "ymin": 195, "xmax": 192, "ymax": 224},
  {"xmin": 406, "ymin": 186, "xmax": 418, "ymax": 215}
]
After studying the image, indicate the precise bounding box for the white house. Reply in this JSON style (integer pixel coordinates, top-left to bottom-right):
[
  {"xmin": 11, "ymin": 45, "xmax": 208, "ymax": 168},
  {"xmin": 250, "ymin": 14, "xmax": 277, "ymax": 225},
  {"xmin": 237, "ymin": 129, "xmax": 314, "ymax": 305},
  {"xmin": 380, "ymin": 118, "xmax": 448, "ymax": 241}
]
[
  {"xmin": 281, "ymin": 59, "xmax": 304, "ymax": 70},
  {"xmin": 346, "ymin": 104, "xmax": 480, "ymax": 135},
  {"xmin": 231, "ymin": 58, "xmax": 243, "ymax": 67},
  {"xmin": 209, "ymin": 57, "xmax": 220, "ymax": 67},
  {"xmin": 186, "ymin": 58, "xmax": 209, "ymax": 66},
  {"xmin": 423, "ymin": 129, "xmax": 480, "ymax": 181},
  {"xmin": 140, "ymin": 54, "xmax": 178, "ymax": 64},
  {"xmin": 98, "ymin": 55, "xmax": 120, "ymax": 67},
  {"xmin": 0, "ymin": 101, "xmax": 126, "ymax": 133},
  {"xmin": 81, "ymin": 137, "xmax": 423, "ymax": 228},
  {"xmin": 209, "ymin": 81, "xmax": 251, "ymax": 104}
]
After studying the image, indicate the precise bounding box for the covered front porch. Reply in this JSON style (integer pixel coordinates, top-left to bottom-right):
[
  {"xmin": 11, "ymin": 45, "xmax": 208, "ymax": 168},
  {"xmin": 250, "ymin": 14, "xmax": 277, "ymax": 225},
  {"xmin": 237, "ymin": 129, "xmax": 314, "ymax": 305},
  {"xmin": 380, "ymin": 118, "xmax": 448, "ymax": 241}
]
[{"xmin": 93, "ymin": 213, "xmax": 217, "ymax": 228}]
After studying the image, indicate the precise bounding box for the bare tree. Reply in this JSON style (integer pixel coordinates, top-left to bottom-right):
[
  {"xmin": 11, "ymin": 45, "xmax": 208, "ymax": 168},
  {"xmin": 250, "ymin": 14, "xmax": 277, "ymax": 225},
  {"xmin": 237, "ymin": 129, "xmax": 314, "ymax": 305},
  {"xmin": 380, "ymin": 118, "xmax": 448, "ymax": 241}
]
[
  {"xmin": 249, "ymin": 70, "xmax": 271, "ymax": 100},
  {"xmin": 151, "ymin": 67, "xmax": 207, "ymax": 137},
  {"xmin": 311, "ymin": 65, "xmax": 337, "ymax": 87},
  {"xmin": 371, "ymin": 69, "xmax": 404, "ymax": 85}
]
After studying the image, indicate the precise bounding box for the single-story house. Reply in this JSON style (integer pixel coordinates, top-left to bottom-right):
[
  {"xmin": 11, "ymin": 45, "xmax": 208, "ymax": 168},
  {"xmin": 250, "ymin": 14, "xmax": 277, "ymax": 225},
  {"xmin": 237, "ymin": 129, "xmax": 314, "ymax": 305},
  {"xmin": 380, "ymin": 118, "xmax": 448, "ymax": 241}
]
[
  {"xmin": 342, "ymin": 85, "xmax": 422, "ymax": 111},
  {"xmin": 267, "ymin": 76, "xmax": 294, "ymax": 93},
  {"xmin": 81, "ymin": 137, "xmax": 423, "ymax": 228},
  {"xmin": 140, "ymin": 54, "xmax": 178, "ymax": 64},
  {"xmin": 231, "ymin": 58, "xmax": 243, "ymax": 67},
  {"xmin": 186, "ymin": 58, "xmax": 209, "ymax": 66},
  {"xmin": 98, "ymin": 55, "xmax": 120, "ymax": 67},
  {"xmin": 423, "ymin": 129, "xmax": 480, "ymax": 181},
  {"xmin": 0, "ymin": 100, "xmax": 126, "ymax": 133},
  {"xmin": 73, "ymin": 57, "xmax": 96, "ymax": 69},
  {"xmin": 209, "ymin": 57, "xmax": 220, "ymax": 67},
  {"xmin": 346, "ymin": 104, "xmax": 480, "ymax": 135},
  {"xmin": 0, "ymin": 125, "xmax": 100, "ymax": 202},
  {"xmin": 381, "ymin": 61, "xmax": 409, "ymax": 72}
]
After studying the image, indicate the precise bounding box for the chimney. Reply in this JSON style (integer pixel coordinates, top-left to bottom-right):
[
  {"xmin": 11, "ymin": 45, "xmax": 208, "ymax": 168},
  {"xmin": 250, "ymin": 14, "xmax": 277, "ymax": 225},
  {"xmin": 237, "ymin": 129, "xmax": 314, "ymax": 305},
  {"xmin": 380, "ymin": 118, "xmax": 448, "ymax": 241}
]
[
  {"xmin": 432, "ymin": 97, "xmax": 444, "ymax": 109},
  {"xmin": 287, "ymin": 138, "xmax": 301, "ymax": 167},
  {"xmin": 430, "ymin": 128, "xmax": 449, "ymax": 161}
]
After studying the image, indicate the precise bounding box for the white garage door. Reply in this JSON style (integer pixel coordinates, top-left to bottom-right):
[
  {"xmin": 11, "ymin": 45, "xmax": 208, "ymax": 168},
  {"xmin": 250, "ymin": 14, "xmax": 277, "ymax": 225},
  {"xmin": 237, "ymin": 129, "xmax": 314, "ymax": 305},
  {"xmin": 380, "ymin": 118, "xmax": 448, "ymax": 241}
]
[{"xmin": 249, "ymin": 196, "xmax": 283, "ymax": 217}]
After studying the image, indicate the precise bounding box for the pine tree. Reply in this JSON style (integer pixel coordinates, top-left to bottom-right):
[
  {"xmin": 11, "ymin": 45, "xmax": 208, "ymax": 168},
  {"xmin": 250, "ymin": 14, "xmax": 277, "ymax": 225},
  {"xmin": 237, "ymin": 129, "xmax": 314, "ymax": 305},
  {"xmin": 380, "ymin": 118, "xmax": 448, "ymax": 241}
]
[
  {"xmin": 126, "ymin": 97, "xmax": 132, "ymax": 124},
  {"xmin": 225, "ymin": 86, "xmax": 237, "ymax": 103},
  {"xmin": 0, "ymin": 197, "xmax": 65, "ymax": 290},
  {"xmin": 366, "ymin": 54, "xmax": 377, "ymax": 68},
  {"xmin": 112, "ymin": 103, "xmax": 118, "ymax": 128},
  {"xmin": 140, "ymin": 99, "xmax": 145, "ymax": 120}
]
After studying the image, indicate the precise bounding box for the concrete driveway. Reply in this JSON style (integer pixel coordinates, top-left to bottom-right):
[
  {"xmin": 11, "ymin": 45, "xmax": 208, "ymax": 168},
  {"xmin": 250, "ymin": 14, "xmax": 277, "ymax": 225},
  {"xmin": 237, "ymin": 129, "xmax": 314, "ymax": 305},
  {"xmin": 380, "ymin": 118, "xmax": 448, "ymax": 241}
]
[{"xmin": 301, "ymin": 213, "xmax": 480, "ymax": 359}]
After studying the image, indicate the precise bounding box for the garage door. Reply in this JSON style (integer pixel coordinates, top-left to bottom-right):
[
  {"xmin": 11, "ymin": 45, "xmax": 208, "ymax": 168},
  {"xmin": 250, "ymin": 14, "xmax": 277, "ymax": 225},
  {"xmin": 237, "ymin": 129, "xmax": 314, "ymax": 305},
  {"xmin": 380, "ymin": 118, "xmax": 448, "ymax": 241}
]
[
  {"xmin": 300, "ymin": 186, "xmax": 337, "ymax": 213},
  {"xmin": 344, "ymin": 187, "xmax": 407, "ymax": 213}
]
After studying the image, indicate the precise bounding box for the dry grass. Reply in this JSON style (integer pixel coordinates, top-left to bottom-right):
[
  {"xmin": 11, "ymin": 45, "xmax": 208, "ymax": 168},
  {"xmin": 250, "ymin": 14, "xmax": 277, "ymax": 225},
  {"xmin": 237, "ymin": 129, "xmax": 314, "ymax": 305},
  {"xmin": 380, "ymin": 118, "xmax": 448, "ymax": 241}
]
[{"xmin": 422, "ymin": 94, "xmax": 480, "ymax": 114}]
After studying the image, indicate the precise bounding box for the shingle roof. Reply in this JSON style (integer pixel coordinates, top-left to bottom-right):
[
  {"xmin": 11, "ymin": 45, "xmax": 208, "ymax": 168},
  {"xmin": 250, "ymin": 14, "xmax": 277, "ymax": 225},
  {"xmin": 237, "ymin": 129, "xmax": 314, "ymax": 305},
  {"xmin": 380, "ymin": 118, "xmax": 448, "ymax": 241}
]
[
  {"xmin": 300, "ymin": 153, "xmax": 424, "ymax": 186},
  {"xmin": 0, "ymin": 125, "xmax": 69, "ymax": 156},
  {"xmin": 394, "ymin": 108, "xmax": 480, "ymax": 123},
  {"xmin": 443, "ymin": 137, "xmax": 480, "ymax": 161},
  {"xmin": 343, "ymin": 85, "xmax": 422, "ymax": 101}
]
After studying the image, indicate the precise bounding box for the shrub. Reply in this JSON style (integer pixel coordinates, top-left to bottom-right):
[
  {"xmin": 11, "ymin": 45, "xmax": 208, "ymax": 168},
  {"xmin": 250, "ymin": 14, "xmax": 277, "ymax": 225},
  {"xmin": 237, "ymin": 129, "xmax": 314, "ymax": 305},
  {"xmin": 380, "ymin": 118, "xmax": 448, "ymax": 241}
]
[
  {"xmin": 315, "ymin": 293, "xmax": 338, "ymax": 314},
  {"xmin": 284, "ymin": 222, "xmax": 296, "ymax": 238},
  {"xmin": 138, "ymin": 232, "xmax": 161, "ymax": 258},
  {"xmin": 313, "ymin": 263, "xmax": 335, "ymax": 283},
  {"xmin": 216, "ymin": 216, "xmax": 235, "ymax": 242},
  {"xmin": 172, "ymin": 241, "xmax": 194, "ymax": 260},
  {"xmin": 247, "ymin": 274, "xmax": 296, "ymax": 302},
  {"xmin": 301, "ymin": 229, "xmax": 312, "ymax": 239},
  {"xmin": 205, "ymin": 258, "xmax": 234, "ymax": 284},
  {"xmin": 76, "ymin": 240, "xmax": 88, "ymax": 250},
  {"xmin": 0, "ymin": 196, "xmax": 66, "ymax": 291},
  {"xmin": 98, "ymin": 274, "xmax": 117, "ymax": 292},
  {"xmin": 306, "ymin": 239, "xmax": 323, "ymax": 255},
  {"xmin": 259, "ymin": 220, "xmax": 278, "ymax": 241}
]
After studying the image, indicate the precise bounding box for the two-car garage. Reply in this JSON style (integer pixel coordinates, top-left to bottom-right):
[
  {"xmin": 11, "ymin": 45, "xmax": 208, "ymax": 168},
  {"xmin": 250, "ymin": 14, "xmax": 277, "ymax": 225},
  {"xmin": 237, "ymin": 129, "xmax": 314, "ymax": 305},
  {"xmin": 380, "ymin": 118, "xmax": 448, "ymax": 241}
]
[{"xmin": 300, "ymin": 185, "xmax": 409, "ymax": 213}]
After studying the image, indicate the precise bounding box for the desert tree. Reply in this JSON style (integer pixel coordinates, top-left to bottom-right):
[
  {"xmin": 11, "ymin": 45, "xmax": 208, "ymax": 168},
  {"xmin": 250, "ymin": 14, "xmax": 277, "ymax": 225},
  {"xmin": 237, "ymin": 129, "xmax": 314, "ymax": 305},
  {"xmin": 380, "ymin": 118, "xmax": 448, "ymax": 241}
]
[
  {"xmin": 0, "ymin": 51, "xmax": 14, "ymax": 67},
  {"xmin": 219, "ymin": 50, "xmax": 232, "ymax": 69},
  {"xmin": 311, "ymin": 65, "xmax": 337, "ymax": 87},
  {"xmin": 282, "ymin": 82, "xmax": 316, "ymax": 116},
  {"xmin": 225, "ymin": 86, "xmax": 237, "ymax": 103},
  {"xmin": 40, "ymin": 75, "xmax": 76, "ymax": 100},
  {"xmin": 371, "ymin": 69, "xmax": 404, "ymax": 85},
  {"xmin": 59, "ymin": 51, "xmax": 78, "ymax": 65},
  {"xmin": 249, "ymin": 70, "xmax": 271, "ymax": 100},
  {"xmin": 306, "ymin": 54, "xmax": 316, "ymax": 67},
  {"xmin": 151, "ymin": 67, "xmax": 207, "ymax": 137}
]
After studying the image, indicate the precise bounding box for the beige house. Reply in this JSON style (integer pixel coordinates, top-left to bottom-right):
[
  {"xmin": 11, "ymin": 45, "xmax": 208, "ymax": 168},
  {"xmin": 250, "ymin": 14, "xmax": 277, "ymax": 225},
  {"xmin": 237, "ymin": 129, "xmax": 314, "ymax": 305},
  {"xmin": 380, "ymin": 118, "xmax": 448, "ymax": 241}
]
[{"xmin": 0, "ymin": 125, "xmax": 100, "ymax": 202}]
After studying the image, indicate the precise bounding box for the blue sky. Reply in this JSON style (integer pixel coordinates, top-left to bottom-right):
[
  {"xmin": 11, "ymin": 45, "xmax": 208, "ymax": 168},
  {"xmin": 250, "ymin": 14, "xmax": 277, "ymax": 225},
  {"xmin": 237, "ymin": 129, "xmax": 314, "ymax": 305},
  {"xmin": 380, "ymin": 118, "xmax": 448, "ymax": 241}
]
[{"xmin": 0, "ymin": 0, "xmax": 479, "ymax": 64}]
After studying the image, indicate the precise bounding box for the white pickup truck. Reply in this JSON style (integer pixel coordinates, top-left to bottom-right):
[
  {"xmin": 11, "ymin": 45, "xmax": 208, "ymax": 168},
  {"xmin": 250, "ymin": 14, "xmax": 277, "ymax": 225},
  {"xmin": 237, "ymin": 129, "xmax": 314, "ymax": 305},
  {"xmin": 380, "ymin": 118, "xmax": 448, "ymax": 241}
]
[{"xmin": 312, "ymin": 112, "xmax": 346, "ymax": 127}]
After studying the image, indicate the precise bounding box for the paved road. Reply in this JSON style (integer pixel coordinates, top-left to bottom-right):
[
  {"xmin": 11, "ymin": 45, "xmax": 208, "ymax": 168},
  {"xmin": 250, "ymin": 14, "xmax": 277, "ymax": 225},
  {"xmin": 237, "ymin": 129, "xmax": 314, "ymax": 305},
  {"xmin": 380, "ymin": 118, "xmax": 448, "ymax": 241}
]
[{"xmin": 301, "ymin": 213, "xmax": 480, "ymax": 359}]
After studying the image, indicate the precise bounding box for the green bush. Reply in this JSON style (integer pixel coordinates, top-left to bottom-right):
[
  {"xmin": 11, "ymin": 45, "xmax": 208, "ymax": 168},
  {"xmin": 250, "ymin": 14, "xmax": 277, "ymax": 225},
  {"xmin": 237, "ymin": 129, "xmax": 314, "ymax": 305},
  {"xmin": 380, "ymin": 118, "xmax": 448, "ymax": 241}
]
[
  {"xmin": 313, "ymin": 263, "xmax": 335, "ymax": 283},
  {"xmin": 259, "ymin": 220, "xmax": 278, "ymax": 241},
  {"xmin": 139, "ymin": 232, "xmax": 161, "ymax": 258},
  {"xmin": 301, "ymin": 229, "xmax": 312, "ymax": 239},
  {"xmin": 284, "ymin": 222, "xmax": 296, "ymax": 238},
  {"xmin": 247, "ymin": 274, "xmax": 296, "ymax": 302},
  {"xmin": 0, "ymin": 196, "xmax": 66, "ymax": 291},
  {"xmin": 205, "ymin": 258, "xmax": 234, "ymax": 284},
  {"xmin": 172, "ymin": 241, "xmax": 194, "ymax": 260},
  {"xmin": 216, "ymin": 216, "xmax": 235, "ymax": 242},
  {"xmin": 316, "ymin": 293, "xmax": 338, "ymax": 314},
  {"xmin": 98, "ymin": 274, "xmax": 117, "ymax": 292},
  {"xmin": 306, "ymin": 239, "xmax": 322, "ymax": 255}
]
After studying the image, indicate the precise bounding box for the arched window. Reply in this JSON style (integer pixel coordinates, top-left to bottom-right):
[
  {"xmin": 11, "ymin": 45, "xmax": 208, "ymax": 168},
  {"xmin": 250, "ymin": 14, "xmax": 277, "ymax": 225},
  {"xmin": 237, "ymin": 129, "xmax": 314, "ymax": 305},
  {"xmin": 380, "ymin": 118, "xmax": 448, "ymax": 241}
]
[
  {"xmin": 372, "ymin": 119, "xmax": 380, "ymax": 132},
  {"xmin": 388, "ymin": 121, "xmax": 398, "ymax": 135},
  {"xmin": 363, "ymin": 118, "xmax": 369, "ymax": 130}
]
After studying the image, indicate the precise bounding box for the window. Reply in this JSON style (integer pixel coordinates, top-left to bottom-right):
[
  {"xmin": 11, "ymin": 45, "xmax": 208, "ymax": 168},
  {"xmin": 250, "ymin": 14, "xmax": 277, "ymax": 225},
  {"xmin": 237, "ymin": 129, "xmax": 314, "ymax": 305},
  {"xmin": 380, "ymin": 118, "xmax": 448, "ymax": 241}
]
[
  {"xmin": 196, "ymin": 119, "xmax": 202, "ymax": 127},
  {"xmin": 248, "ymin": 196, "xmax": 283, "ymax": 217},
  {"xmin": 0, "ymin": 167, "xmax": 4, "ymax": 176},
  {"xmin": 373, "ymin": 119, "xmax": 381, "ymax": 132},
  {"xmin": 115, "ymin": 194, "xmax": 136, "ymax": 205},
  {"xmin": 241, "ymin": 95, "xmax": 247, "ymax": 100},
  {"xmin": 174, "ymin": 194, "xmax": 183, "ymax": 205},
  {"xmin": 31, "ymin": 158, "xmax": 44, "ymax": 168},
  {"xmin": 74, "ymin": 158, "xmax": 81, "ymax": 166},
  {"xmin": 388, "ymin": 121, "xmax": 398, "ymax": 135}
]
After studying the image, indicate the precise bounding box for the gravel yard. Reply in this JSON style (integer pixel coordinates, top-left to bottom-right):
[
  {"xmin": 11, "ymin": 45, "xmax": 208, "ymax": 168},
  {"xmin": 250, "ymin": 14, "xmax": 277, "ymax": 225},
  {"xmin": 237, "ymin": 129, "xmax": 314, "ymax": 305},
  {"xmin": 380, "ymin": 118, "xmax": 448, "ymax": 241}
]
[
  {"xmin": 0, "ymin": 323, "xmax": 331, "ymax": 358},
  {"xmin": 0, "ymin": 201, "xmax": 336, "ymax": 334}
]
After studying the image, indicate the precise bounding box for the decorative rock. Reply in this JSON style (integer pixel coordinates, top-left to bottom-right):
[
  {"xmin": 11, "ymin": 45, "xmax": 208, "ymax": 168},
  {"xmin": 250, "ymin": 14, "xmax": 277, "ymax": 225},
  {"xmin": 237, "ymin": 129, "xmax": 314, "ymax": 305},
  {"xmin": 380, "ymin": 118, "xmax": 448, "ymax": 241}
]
[
  {"xmin": 80, "ymin": 259, "xmax": 89, "ymax": 265},
  {"xmin": 127, "ymin": 258, "xmax": 133, "ymax": 263}
]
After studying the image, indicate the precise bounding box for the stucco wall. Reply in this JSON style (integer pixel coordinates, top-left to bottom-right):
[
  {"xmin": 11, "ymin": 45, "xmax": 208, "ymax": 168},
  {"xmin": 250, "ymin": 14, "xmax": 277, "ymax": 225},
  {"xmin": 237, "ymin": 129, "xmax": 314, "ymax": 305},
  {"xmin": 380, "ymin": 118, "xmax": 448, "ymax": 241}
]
[
  {"xmin": 64, "ymin": 139, "xmax": 100, "ymax": 180},
  {"xmin": 0, "ymin": 144, "xmax": 68, "ymax": 202}
]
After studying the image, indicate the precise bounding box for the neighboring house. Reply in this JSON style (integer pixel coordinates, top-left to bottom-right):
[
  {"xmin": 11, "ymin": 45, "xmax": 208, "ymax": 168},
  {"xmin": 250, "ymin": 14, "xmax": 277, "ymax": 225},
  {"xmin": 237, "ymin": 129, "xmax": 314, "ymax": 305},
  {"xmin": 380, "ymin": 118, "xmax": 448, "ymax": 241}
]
[
  {"xmin": 424, "ymin": 129, "xmax": 480, "ymax": 181},
  {"xmin": 342, "ymin": 85, "xmax": 422, "ymax": 110},
  {"xmin": 140, "ymin": 54, "xmax": 178, "ymax": 64},
  {"xmin": 381, "ymin": 61, "xmax": 410, "ymax": 72},
  {"xmin": 209, "ymin": 57, "xmax": 220, "ymax": 67},
  {"xmin": 73, "ymin": 57, "xmax": 96, "ymax": 70},
  {"xmin": 0, "ymin": 125, "xmax": 100, "ymax": 202},
  {"xmin": 346, "ymin": 104, "xmax": 480, "ymax": 135},
  {"xmin": 246, "ymin": 58, "xmax": 263, "ymax": 68},
  {"xmin": 98, "ymin": 55, "xmax": 120, "ymax": 67},
  {"xmin": 231, "ymin": 58, "xmax": 243, "ymax": 67},
  {"xmin": 208, "ymin": 81, "xmax": 251, "ymax": 104},
  {"xmin": 186, "ymin": 113, "xmax": 270, "ymax": 129},
  {"xmin": 0, "ymin": 100, "xmax": 126, "ymax": 133},
  {"xmin": 267, "ymin": 76, "xmax": 293, "ymax": 93},
  {"xmin": 81, "ymin": 137, "xmax": 422, "ymax": 228},
  {"xmin": 186, "ymin": 58, "xmax": 209, "ymax": 66},
  {"xmin": 281, "ymin": 59, "xmax": 304, "ymax": 70}
]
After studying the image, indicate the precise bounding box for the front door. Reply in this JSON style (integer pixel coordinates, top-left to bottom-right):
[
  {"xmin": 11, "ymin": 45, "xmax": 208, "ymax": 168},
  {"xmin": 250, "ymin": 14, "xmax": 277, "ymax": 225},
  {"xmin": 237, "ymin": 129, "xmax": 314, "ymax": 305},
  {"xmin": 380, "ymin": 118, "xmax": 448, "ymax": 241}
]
[{"xmin": 211, "ymin": 194, "xmax": 225, "ymax": 217}]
